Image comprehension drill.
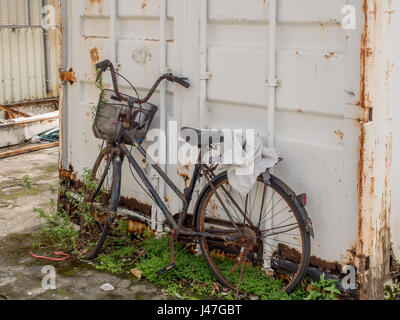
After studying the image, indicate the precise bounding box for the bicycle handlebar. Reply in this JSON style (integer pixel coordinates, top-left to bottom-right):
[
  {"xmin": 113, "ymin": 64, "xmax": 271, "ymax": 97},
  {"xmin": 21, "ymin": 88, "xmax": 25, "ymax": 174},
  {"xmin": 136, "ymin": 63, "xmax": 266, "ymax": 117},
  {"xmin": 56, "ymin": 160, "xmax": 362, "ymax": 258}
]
[
  {"xmin": 95, "ymin": 59, "xmax": 190, "ymax": 104},
  {"xmin": 169, "ymin": 74, "xmax": 190, "ymax": 89}
]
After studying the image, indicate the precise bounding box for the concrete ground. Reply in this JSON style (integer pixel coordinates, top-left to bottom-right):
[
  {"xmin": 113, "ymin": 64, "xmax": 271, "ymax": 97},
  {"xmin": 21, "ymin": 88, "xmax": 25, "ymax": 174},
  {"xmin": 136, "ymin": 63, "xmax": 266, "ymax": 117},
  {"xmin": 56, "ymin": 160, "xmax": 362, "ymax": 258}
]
[{"xmin": 0, "ymin": 147, "xmax": 169, "ymax": 300}]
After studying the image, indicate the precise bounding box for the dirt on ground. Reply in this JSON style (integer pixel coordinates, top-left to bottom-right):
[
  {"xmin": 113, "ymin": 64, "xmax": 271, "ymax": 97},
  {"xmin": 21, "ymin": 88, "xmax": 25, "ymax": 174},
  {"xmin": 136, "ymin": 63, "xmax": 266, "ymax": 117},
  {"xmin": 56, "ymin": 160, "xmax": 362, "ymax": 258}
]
[{"xmin": 0, "ymin": 147, "xmax": 170, "ymax": 300}]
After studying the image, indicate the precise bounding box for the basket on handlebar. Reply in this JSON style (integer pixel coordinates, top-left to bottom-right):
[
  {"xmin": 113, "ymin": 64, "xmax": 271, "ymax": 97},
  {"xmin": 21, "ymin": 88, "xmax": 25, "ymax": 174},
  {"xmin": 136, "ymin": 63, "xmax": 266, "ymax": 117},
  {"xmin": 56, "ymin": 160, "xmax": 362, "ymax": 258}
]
[{"xmin": 92, "ymin": 89, "xmax": 158, "ymax": 145}]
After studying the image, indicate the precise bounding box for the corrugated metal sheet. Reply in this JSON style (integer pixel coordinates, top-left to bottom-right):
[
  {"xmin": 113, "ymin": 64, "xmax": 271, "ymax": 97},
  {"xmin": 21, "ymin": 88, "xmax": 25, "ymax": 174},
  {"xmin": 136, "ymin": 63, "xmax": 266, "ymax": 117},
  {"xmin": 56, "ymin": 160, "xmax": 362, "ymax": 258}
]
[{"xmin": 0, "ymin": 0, "xmax": 59, "ymax": 104}]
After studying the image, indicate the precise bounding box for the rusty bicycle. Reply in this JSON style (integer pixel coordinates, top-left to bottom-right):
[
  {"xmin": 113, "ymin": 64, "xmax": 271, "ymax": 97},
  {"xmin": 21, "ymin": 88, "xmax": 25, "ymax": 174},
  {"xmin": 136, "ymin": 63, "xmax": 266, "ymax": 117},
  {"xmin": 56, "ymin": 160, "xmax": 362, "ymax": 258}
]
[{"xmin": 83, "ymin": 59, "xmax": 313, "ymax": 296}]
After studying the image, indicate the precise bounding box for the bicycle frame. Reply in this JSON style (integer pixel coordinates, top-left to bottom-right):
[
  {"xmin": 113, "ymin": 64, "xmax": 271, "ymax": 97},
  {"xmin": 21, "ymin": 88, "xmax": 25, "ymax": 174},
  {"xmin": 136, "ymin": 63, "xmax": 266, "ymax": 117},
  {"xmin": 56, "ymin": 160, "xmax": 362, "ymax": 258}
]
[
  {"xmin": 89, "ymin": 60, "xmax": 312, "ymax": 294},
  {"xmin": 94, "ymin": 60, "xmax": 237, "ymax": 242},
  {"xmin": 115, "ymin": 132, "xmax": 235, "ymax": 242}
]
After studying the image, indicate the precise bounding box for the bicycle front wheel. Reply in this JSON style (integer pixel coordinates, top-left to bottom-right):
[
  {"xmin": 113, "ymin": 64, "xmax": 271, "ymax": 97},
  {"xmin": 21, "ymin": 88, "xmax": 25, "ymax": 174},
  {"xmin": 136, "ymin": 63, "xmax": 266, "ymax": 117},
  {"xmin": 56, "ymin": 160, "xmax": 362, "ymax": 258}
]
[
  {"xmin": 91, "ymin": 145, "xmax": 114, "ymax": 203},
  {"xmin": 196, "ymin": 172, "xmax": 311, "ymax": 294},
  {"xmin": 82, "ymin": 153, "xmax": 122, "ymax": 260}
]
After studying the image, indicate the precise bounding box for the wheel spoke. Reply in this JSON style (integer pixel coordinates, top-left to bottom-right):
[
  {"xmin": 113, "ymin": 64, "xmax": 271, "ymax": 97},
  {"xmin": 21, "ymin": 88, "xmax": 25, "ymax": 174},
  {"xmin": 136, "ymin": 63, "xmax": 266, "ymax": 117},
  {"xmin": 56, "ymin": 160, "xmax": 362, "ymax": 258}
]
[
  {"xmin": 257, "ymin": 184, "xmax": 267, "ymax": 228},
  {"xmin": 259, "ymin": 204, "xmax": 290, "ymax": 226},
  {"xmin": 198, "ymin": 173, "xmax": 310, "ymax": 294}
]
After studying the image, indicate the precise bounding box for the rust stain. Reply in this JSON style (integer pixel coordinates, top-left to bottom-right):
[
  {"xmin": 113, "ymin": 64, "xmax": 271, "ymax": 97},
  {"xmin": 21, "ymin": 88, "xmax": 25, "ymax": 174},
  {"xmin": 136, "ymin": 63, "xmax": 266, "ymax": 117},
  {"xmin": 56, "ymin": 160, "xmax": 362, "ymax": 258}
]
[
  {"xmin": 0, "ymin": 105, "xmax": 29, "ymax": 119},
  {"xmin": 90, "ymin": 47, "xmax": 100, "ymax": 79},
  {"xmin": 334, "ymin": 129, "xmax": 344, "ymax": 140},
  {"xmin": 88, "ymin": 0, "xmax": 103, "ymax": 15},
  {"xmin": 83, "ymin": 35, "xmax": 109, "ymax": 40},
  {"xmin": 385, "ymin": 60, "xmax": 394, "ymax": 87},
  {"xmin": 127, "ymin": 220, "xmax": 155, "ymax": 237},
  {"xmin": 90, "ymin": 47, "xmax": 100, "ymax": 65},
  {"xmin": 59, "ymin": 169, "xmax": 152, "ymax": 217},
  {"xmin": 386, "ymin": 8, "xmax": 395, "ymax": 24},
  {"xmin": 357, "ymin": 0, "xmax": 393, "ymax": 300},
  {"xmin": 59, "ymin": 182, "xmax": 154, "ymax": 238},
  {"xmin": 119, "ymin": 196, "xmax": 152, "ymax": 216},
  {"xmin": 143, "ymin": 38, "xmax": 174, "ymax": 43},
  {"xmin": 59, "ymin": 68, "xmax": 77, "ymax": 84},
  {"xmin": 324, "ymin": 52, "xmax": 336, "ymax": 60},
  {"xmin": 310, "ymin": 256, "xmax": 342, "ymax": 273},
  {"xmin": 360, "ymin": 1, "xmax": 375, "ymax": 118},
  {"xmin": 357, "ymin": 0, "xmax": 375, "ymax": 260},
  {"xmin": 357, "ymin": 0, "xmax": 371, "ymax": 297},
  {"xmin": 343, "ymin": 247, "xmax": 358, "ymax": 265},
  {"xmin": 59, "ymin": 169, "xmax": 77, "ymax": 183},
  {"xmin": 177, "ymin": 164, "xmax": 191, "ymax": 189},
  {"xmin": 58, "ymin": 171, "xmax": 156, "ymax": 241},
  {"xmin": 277, "ymin": 244, "xmax": 342, "ymax": 273}
]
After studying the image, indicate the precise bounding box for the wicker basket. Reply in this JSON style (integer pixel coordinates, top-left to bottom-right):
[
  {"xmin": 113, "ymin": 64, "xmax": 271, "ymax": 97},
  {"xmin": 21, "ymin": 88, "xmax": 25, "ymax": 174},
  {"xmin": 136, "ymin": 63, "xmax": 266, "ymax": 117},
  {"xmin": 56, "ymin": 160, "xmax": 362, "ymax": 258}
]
[{"xmin": 92, "ymin": 89, "xmax": 158, "ymax": 145}]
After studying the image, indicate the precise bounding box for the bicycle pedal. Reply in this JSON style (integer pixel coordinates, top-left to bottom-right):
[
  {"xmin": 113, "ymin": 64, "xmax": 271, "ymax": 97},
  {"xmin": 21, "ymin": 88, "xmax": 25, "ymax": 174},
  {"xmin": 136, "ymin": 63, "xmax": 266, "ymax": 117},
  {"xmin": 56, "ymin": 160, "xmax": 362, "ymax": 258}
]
[{"xmin": 156, "ymin": 263, "xmax": 177, "ymax": 276}]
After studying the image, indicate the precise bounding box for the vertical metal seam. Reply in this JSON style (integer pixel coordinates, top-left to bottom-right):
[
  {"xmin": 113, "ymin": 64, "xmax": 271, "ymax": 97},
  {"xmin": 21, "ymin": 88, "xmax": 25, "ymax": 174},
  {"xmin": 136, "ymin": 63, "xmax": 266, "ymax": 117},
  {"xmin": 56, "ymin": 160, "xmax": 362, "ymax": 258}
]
[
  {"xmin": 156, "ymin": 0, "xmax": 168, "ymax": 235},
  {"xmin": 199, "ymin": 0, "xmax": 207, "ymax": 129}
]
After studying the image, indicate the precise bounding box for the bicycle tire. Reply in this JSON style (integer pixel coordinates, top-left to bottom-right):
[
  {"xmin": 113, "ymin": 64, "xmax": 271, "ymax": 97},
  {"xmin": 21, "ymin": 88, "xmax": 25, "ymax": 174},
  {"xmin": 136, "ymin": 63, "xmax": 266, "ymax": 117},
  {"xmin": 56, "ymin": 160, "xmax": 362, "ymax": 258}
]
[
  {"xmin": 196, "ymin": 171, "xmax": 311, "ymax": 294},
  {"xmin": 84, "ymin": 154, "xmax": 122, "ymax": 260},
  {"xmin": 91, "ymin": 146, "xmax": 114, "ymax": 202}
]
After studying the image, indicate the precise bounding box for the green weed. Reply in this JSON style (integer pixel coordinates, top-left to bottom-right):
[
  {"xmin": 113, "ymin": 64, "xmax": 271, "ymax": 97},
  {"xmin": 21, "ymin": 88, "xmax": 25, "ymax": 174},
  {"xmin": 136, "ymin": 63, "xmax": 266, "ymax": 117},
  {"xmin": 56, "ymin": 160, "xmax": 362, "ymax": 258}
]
[
  {"xmin": 135, "ymin": 236, "xmax": 292, "ymax": 300},
  {"xmin": 94, "ymin": 245, "xmax": 137, "ymax": 274},
  {"xmin": 304, "ymin": 275, "xmax": 341, "ymax": 300},
  {"xmin": 34, "ymin": 204, "xmax": 79, "ymax": 254},
  {"xmin": 23, "ymin": 175, "xmax": 33, "ymax": 190},
  {"xmin": 384, "ymin": 278, "xmax": 400, "ymax": 300},
  {"xmin": 35, "ymin": 170, "xmax": 340, "ymax": 300}
]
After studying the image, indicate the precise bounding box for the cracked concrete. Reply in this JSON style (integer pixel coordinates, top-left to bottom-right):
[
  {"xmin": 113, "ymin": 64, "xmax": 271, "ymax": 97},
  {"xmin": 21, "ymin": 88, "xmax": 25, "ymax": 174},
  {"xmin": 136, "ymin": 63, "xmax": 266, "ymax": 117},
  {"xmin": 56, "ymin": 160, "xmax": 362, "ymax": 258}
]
[{"xmin": 0, "ymin": 148, "xmax": 172, "ymax": 300}]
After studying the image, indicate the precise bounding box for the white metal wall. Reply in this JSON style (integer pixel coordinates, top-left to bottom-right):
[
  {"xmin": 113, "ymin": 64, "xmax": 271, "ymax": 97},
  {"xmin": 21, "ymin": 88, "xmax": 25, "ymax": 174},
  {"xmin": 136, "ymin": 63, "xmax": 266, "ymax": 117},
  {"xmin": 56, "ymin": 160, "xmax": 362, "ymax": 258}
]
[
  {"xmin": 0, "ymin": 0, "xmax": 59, "ymax": 104},
  {"xmin": 206, "ymin": 0, "xmax": 363, "ymax": 264},
  {"xmin": 64, "ymin": 0, "xmax": 364, "ymax": 265}
]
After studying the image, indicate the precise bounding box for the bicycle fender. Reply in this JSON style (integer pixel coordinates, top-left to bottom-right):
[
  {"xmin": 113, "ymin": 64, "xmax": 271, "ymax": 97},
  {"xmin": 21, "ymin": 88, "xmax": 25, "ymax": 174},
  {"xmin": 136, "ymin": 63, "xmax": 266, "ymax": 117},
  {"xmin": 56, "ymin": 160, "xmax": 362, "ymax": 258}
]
[
  {"xmin": 271, "ymin": 176, "xmax": 315, "ymax": 238},
  {"xmin": 193, "ymin": 172, "xmax": 314, "ymax": 239}
]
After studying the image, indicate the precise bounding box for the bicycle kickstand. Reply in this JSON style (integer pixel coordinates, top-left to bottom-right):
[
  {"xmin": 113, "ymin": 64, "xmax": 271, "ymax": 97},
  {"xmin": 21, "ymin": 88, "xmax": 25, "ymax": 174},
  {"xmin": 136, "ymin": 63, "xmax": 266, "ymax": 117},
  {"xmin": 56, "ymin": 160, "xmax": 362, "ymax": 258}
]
[
  {"xmin": 156, "ymin": 229, "xmax": 177, "ymax": 276},
  {"xmin": 231, "ymin": 247, "xmax": 249, "ymax": 300}
]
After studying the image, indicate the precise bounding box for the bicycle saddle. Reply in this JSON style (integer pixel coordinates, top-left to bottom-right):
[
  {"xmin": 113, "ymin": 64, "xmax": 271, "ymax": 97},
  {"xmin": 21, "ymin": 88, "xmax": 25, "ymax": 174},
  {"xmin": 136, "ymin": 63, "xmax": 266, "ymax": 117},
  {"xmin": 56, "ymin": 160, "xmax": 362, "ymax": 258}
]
[{"xmin": 180, "ymin": 127, "xmax": 225, "ymax": 147}]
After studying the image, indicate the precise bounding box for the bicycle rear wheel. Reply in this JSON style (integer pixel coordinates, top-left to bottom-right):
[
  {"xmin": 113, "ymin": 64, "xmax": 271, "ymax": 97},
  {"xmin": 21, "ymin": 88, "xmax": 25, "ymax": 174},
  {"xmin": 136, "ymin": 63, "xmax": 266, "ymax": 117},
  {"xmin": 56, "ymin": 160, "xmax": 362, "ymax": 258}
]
[
  {"xmin": 196, "ymin": 172, "xmax": 311, "ymax": 295},
  {"xmin": 82, "ymin": 151, "xmax": 122, "ymax": 260}
]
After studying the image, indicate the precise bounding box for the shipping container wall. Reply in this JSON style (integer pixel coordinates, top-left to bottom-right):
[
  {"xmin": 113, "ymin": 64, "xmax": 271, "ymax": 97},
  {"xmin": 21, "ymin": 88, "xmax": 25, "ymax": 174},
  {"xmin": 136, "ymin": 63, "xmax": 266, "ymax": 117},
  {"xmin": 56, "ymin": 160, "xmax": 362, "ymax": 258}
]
[
  {"xmin": 388, "ymin": 1, "xmax": 400, "ymax": 262},
  {"xmin": 63, "ymin": 0, "xmax": 365, "ymax": 265},
  {"xmin": 0, "ymin": 0, "xmax": 59, "ymax": 104}
]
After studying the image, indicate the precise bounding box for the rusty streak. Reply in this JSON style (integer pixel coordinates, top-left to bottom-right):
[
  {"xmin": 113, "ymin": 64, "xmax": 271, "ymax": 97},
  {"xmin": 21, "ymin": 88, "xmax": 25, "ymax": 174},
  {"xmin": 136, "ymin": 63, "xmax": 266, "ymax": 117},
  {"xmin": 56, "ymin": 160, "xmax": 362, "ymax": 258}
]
[
  {"xmin": 59, "ymin": 68, "xmax": 77, "ymax": 84},
  {"xmin": 357, "ymin": 0, "xmax": 393, "ymax": 300}
]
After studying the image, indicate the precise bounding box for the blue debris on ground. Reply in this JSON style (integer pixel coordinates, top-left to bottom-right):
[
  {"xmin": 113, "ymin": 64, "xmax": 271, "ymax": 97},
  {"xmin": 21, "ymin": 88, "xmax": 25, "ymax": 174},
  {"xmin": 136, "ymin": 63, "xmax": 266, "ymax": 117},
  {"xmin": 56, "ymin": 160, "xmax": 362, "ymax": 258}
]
[{"xmin": 39, "ymin": 128, "xmax": 59, "ymax": 142}]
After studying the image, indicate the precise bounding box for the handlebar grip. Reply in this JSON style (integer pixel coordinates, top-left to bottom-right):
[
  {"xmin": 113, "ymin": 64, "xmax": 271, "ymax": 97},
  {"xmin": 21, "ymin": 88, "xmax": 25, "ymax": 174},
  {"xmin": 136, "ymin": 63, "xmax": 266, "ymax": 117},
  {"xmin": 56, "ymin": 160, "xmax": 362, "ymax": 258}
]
[
  {"xmin": 95, "ymin": 59, "xmax": 110, "ymax": 70},
  {"xmin": 174, "ymin": 76, "xmax": 190, "ymax": 88}
]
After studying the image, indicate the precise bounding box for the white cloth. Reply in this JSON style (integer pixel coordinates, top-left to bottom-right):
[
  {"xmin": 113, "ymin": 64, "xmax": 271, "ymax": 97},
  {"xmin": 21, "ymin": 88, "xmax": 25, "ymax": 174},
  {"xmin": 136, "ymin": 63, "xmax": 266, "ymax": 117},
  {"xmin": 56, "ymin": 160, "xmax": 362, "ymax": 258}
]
[{"xmin": 218, "ymin": 135, "xmax": 279, "ymax": 196}]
